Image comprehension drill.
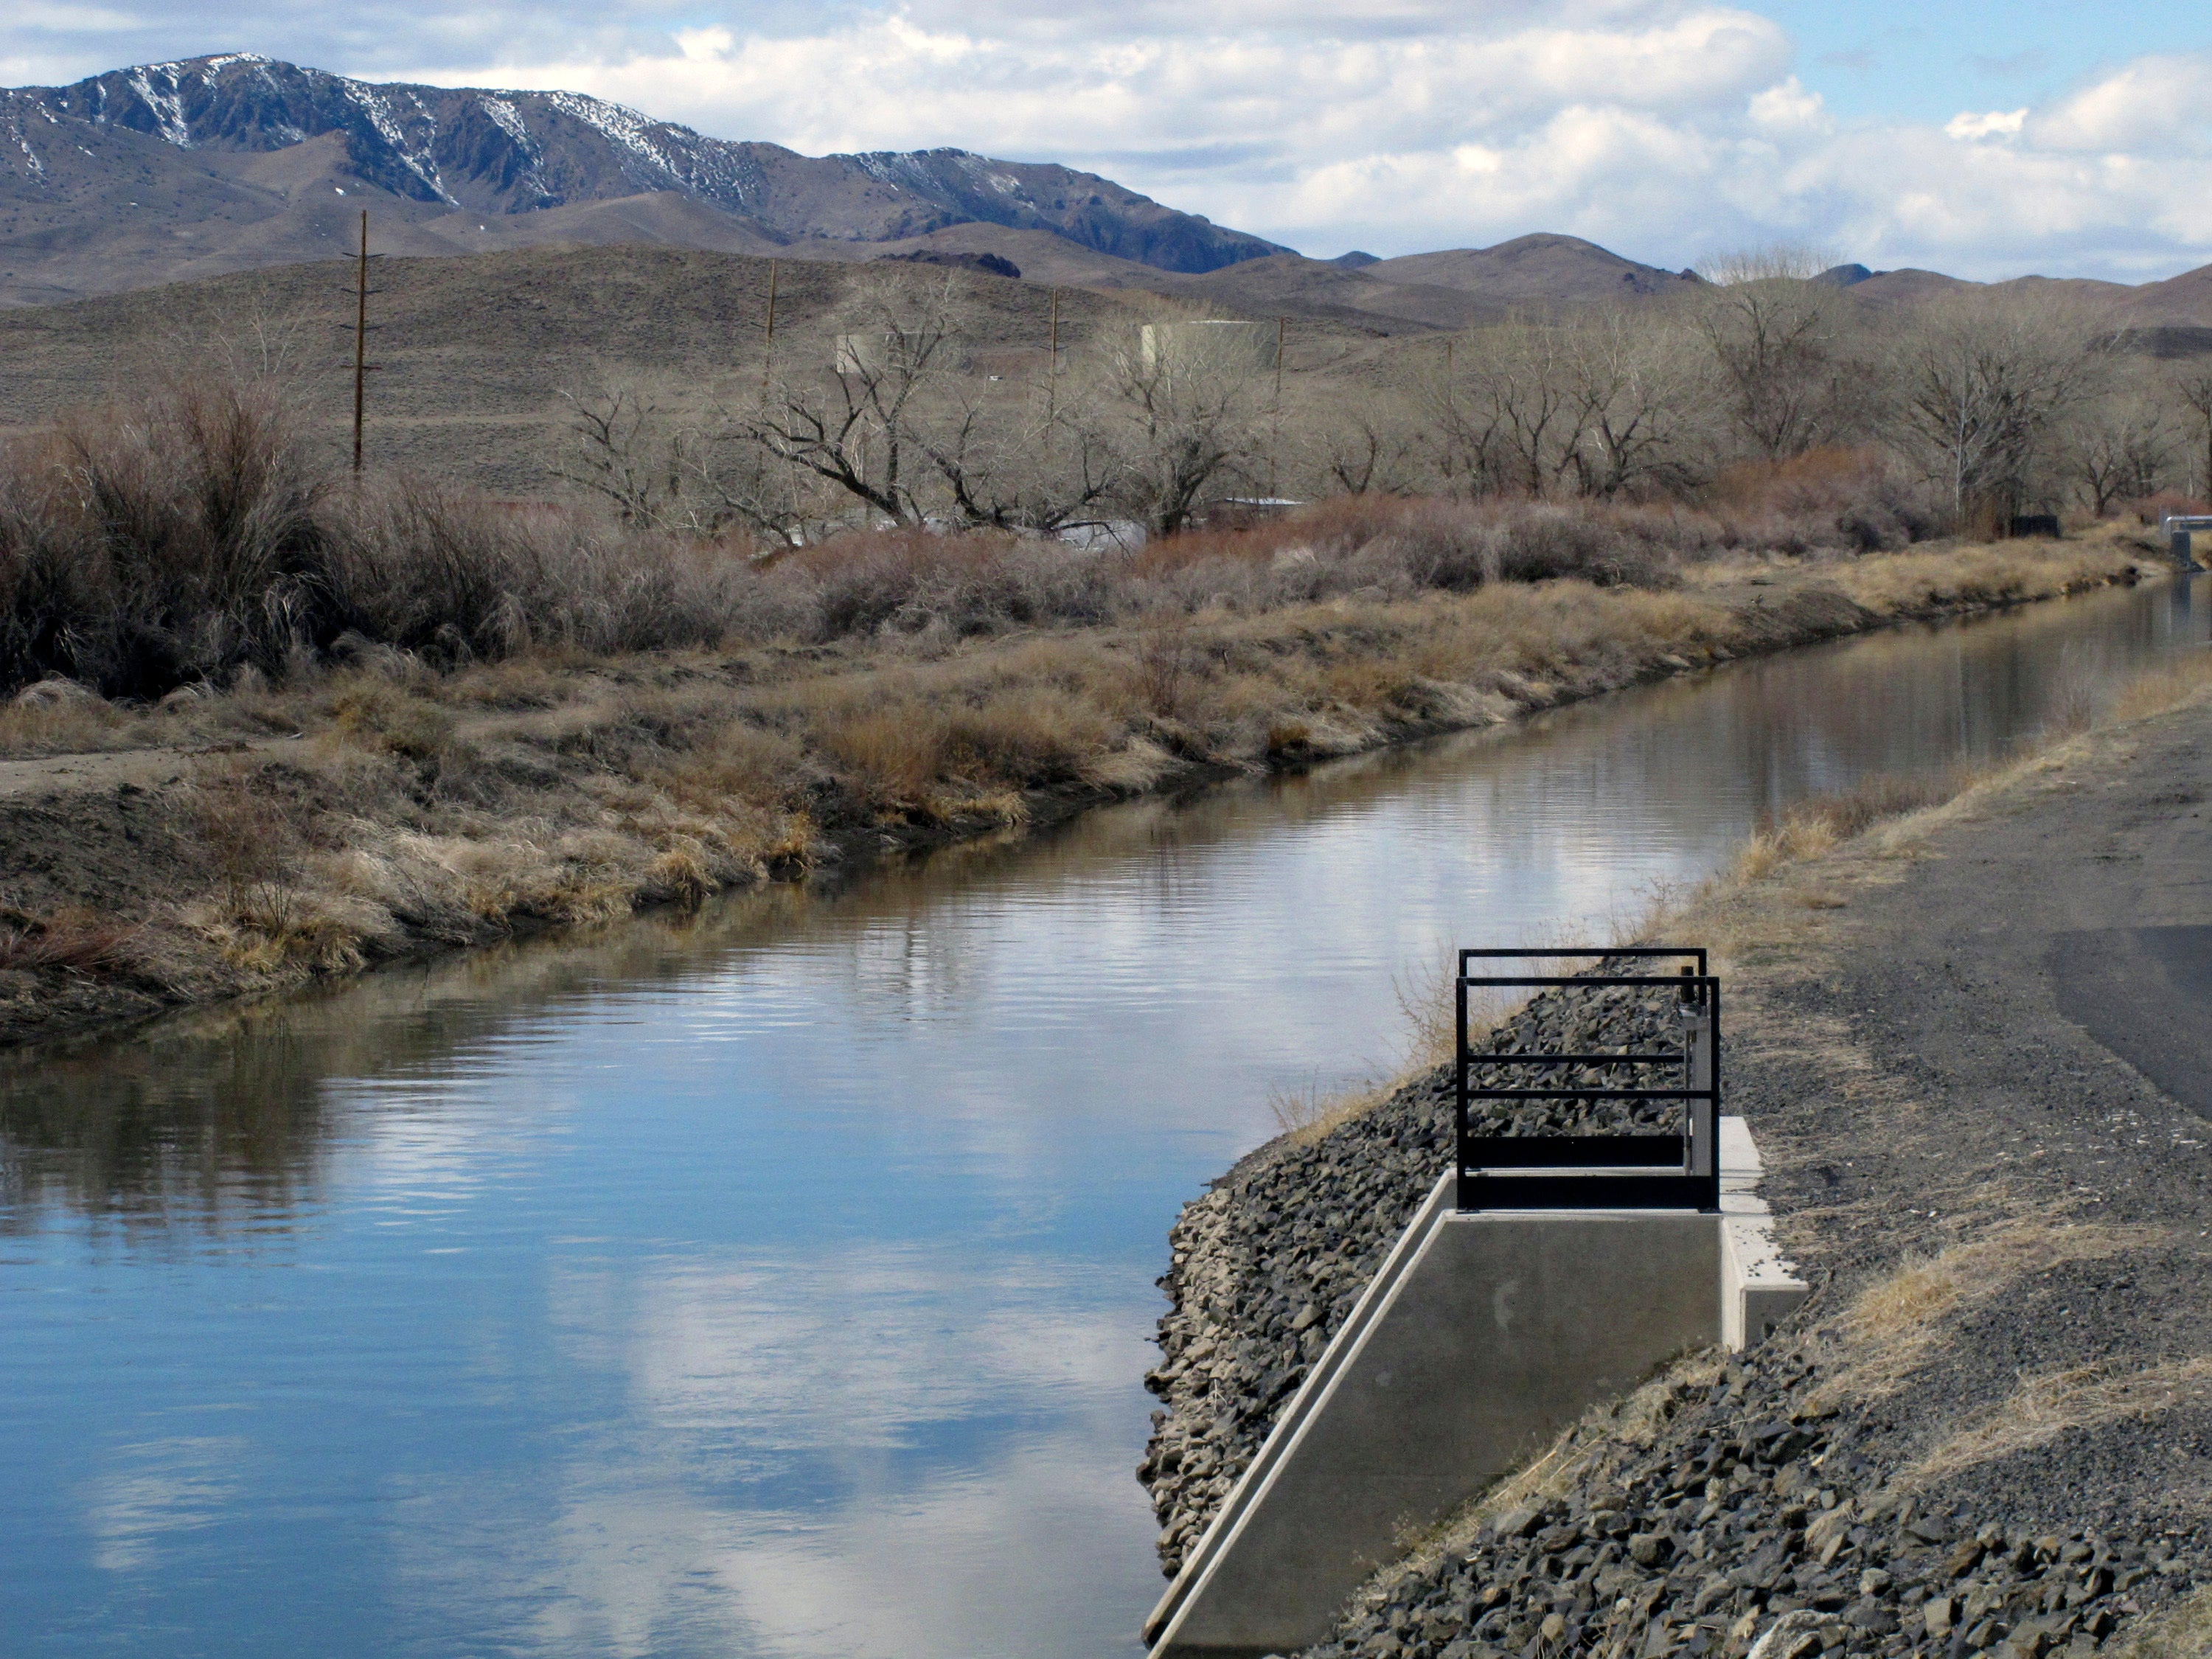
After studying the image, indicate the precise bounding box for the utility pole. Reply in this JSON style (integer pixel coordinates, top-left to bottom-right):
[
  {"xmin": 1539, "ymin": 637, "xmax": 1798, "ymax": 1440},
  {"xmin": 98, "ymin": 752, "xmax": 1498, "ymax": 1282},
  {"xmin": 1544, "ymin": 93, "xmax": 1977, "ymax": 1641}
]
[
  {"xmin": 352, "ymin": 209, "xmax": 370, "ymax": 475},
  {"xmin": 1047, "ymin": 285, "xmax": 1061, "ymax": 428},
  {"xmin": 1270, "ymin": 315, "xmax": 1287, "ymax": 500},
  {"xmin": 759, "ymin": 258, "xmax": 779, "ymax": 399}
]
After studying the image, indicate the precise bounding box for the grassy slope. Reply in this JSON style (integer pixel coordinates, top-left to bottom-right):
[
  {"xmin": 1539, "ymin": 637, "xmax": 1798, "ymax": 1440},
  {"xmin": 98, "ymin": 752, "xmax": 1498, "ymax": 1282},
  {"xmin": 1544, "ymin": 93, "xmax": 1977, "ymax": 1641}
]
[{"xmin": 0, "ymin": 535, "xmax": 2150, "ymax": 1047}]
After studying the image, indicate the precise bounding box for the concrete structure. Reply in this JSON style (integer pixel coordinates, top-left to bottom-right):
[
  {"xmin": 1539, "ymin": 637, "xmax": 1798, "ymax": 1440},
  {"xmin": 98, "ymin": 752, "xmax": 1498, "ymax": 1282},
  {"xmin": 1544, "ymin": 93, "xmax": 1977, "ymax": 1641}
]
[
  {"xmin": 1139, "ymin": 321, "xmax": 1279, "ymax": 375},
  {"xmin": 2158, "ymin": 515, "xmax": 2211, "ymax": 573},
  {"xmin": 1144, "ymin": 1118, "xmax": 1805, "ymax": 1659}
]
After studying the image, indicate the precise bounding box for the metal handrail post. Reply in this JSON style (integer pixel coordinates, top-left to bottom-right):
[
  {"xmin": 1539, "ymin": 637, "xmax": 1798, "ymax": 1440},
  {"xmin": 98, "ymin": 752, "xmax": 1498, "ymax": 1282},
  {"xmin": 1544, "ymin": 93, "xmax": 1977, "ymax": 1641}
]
[
  {"xmin": 1454, "ymin": 970, "xmax": 1471, "ymax": 1211},
  {"xmin": 1680, "ymin": 978, "xmax": 1720, "ymax": 1211}
]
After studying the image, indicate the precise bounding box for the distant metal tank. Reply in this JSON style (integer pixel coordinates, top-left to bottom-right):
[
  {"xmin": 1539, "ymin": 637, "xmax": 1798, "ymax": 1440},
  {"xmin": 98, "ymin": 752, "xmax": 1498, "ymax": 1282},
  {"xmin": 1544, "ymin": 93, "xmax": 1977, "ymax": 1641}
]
[
  {"xmin": 1139, "ymin": 321, "xmax": 1278, "ymax": 375},
  {"xmin": 833, "ymin": 333, "xmax": 886, "ymax": 375}
]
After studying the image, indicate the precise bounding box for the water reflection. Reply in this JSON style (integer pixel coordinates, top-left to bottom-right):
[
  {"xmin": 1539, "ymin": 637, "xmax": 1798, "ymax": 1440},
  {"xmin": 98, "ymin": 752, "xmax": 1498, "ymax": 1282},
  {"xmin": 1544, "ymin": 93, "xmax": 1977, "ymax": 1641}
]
[{"xmin": 1, "ymin": 580, "xmax": 2205, "ymax": 1657}]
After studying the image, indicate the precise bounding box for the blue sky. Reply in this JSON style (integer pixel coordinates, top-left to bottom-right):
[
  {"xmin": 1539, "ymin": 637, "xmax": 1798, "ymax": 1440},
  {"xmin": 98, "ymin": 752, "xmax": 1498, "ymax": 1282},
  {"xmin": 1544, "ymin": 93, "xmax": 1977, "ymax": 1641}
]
[
  {"xmin": 4, "ymin": 0, "xmax": 2211, "ymax": 281},
  {"xmin": 1766, "ymin": 0, "xmax": 2207, "ymax": 123}
]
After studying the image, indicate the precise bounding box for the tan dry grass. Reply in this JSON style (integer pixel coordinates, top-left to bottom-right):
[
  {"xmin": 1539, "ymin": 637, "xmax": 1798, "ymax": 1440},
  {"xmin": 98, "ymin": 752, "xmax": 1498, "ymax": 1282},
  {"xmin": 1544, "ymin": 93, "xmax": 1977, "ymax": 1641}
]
[
  {"xmin": 2110, "ymin": 1587, "xmax": 2212, "ymax": 1659},
  {"xmin": 0, "ymin": 906, "xmax": 143, "ymax": 973},
  {"xmin": 1908, "ymin": 1357, "xmax": 2212, "ymax": 1484},
  {"xmin": 1809, "ymin": 1221, "xmax": 2165, "ymax": 1409},
  {"xmin": 2111, "ymin": 645, "xmax": 2212, "ymax": 723},
  {"xmin": 1731, "ymin": 769, "xmax": 1981, "ymax": 883}
]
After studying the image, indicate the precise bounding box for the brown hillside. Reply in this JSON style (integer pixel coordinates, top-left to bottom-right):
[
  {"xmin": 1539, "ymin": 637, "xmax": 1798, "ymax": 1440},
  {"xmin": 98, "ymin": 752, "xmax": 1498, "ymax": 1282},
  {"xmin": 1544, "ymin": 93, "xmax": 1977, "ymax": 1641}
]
[
  {"xmin": 0, "ymin": 244, "xmax": 1199, "ymax": 495},
  {"xmin": 1366, "ymin": 234, "xmax": 1701, "ymax": 307}
]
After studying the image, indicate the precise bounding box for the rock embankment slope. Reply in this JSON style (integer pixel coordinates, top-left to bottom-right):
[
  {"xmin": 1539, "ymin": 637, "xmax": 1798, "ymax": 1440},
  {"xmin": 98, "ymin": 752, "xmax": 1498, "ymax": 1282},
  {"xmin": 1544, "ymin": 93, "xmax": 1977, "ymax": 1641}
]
[
  {"xmin": 1141, "ymin": 677, "xmax": 2212, "ymax": 1658},
  {"xmin": 1143, "ymin": 982, "xmax": 1694, "ymax": 1573}
]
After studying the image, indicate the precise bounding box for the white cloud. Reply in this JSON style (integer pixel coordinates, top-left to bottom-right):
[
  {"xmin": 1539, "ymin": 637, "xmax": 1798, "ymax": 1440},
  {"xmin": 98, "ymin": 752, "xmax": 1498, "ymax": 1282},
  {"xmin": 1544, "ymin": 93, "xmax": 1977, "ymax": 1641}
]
[
  {"xmin": 401, "ymin": 9, "xmax": 2212, "ymax": 279},
  {"xmin": 1748, "ymin": 76, "xmax": 1829, "ymax": 138},
  {"xmin": 2028, "ymin": 55, "xmax": 2212, "ymax": 156},
  {"xmin": 84, "ymin": 1437, "xmax": 244, "ymax": 1573},
  {"xmin": 5, "ymin": 0, "xmax": 2212, "ymax": 279},
  {"xmin": 375, "ymin": 1242, "xmax": 1162, "ymax": 1658},
  {"xmin": 1944, "ymin": 108, "xmax": 2026, "ymax": 142}
]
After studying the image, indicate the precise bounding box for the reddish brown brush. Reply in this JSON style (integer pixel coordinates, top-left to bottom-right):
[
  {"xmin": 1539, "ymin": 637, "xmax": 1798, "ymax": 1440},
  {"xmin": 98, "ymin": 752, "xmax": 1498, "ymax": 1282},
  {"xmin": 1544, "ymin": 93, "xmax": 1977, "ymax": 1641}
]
[{"xmin": 0, "ymin": 911, "xmax": 142, "ymax": 975}]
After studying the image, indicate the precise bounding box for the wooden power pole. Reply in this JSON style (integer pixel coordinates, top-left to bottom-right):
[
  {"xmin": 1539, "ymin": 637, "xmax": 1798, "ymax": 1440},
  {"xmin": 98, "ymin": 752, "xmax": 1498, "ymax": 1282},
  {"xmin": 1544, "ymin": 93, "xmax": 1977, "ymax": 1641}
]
[
  {"xmin": 352, "ymin": 209, "xmax": 371, "ymax": 475},
  {"xmin": 1047, "ymin": 286, "xmax": 1062, "ymax": 427},
  {"xmin": 759, "ymin": 259, "xmax": 779, "ymax": 397}
]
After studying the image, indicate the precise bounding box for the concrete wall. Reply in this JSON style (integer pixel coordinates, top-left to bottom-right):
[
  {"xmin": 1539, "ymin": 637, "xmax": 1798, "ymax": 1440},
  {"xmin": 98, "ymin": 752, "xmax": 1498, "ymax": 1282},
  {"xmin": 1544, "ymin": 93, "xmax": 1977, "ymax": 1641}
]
[
  {"xmin": 1145, "ymin": 1119, "xmax": 1806, "ymax": 1659},
  {"xmin": 1721, "ymin": 1117, "xmax": 1806, "ymax": 1349}
]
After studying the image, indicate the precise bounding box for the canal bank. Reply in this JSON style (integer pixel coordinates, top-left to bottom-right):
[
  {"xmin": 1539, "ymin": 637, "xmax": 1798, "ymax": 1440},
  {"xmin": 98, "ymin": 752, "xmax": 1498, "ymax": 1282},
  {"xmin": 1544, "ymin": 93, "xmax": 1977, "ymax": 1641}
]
[
  {"xmin": 1140, "ymin": 651, "xmax": 2212, "ymax": 1658},
  {"xmin": 0, "ymin": 538, "xmax": 2149, "ymax": 1051}
]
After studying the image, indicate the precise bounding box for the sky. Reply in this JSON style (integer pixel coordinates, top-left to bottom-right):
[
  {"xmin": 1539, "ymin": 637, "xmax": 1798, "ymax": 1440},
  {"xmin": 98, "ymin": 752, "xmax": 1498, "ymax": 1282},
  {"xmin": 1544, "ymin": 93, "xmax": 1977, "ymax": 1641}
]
[{"xmin": 3, "ymin": 0, "xmax": 2211, "ymax": 282}]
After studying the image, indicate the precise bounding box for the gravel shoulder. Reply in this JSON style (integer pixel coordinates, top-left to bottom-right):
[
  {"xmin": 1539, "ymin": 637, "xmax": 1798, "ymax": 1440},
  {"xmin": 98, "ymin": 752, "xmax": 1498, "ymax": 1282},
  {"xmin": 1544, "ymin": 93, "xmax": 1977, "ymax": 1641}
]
[{"xmin": 1141, "ymin": 672, "xmax": 2212, "ymax": 1658}]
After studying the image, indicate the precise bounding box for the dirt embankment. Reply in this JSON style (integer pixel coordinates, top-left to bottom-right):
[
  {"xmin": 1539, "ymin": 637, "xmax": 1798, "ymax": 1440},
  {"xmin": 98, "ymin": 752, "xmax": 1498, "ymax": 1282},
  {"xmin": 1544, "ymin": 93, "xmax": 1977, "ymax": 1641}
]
[
  {"xmin": 1141, "ymin": 659, "xmax": 2212, "ymax": 1658},
  {"xmin": 0, "ymin": 538, "xmax": 2149, "ymax": 1051}
]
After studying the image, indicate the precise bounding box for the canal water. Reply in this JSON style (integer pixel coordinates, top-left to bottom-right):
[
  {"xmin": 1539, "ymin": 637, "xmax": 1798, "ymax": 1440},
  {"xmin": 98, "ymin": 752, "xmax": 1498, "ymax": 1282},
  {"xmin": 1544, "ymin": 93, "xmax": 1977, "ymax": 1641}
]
[{"xmin": 2, "ymin": 578, "xmax": 2205, "ymax": 1658}]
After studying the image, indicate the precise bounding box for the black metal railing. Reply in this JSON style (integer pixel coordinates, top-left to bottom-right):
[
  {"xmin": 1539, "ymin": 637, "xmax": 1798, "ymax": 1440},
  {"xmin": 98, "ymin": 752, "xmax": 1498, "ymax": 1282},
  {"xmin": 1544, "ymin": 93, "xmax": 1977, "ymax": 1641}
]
[{"xmin": 1455, "ymin": 947, "xmax": 1720, "ymax": 1212}]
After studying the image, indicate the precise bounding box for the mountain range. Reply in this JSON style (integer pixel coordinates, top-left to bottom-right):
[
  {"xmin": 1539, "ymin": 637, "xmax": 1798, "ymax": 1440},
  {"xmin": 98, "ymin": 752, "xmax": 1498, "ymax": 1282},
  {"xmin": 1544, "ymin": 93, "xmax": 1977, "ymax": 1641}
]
[
  {"xmin": 1, "ymin": 53, "xmax": 2211, "ymax": 345},
  {"xmin": 0, "ymin": 52, "xmax": 1285, "ymax": 305}
]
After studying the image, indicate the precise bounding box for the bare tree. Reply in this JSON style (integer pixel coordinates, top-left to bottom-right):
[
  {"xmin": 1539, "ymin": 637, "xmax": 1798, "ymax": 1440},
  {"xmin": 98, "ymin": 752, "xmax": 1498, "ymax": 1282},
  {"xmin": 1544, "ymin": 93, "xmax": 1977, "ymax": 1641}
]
[
  {"xmin": 556, "ymin": 386, "xmax": 804, "ymax": 543},
  {"xmin": 1692, "ymin": 278, "xmax": 1861, "ymax": 461},
  {"xmin": 1105, "ymin": 326, "xmax": 1267, "ymax": 535},
  {"xmin": 2066, "ymin": 389, "xmax": 2177, "ymax": 515},
  {"xmin": 1693, "ymin": 243, "xmax": 1838, "ymax": 285},
  {"xmin": 554, "ymin": 386, "xmax": 682, "ymax": 528},
  {"xmin": 1888, "ymin": 294, "xmax": 2101, "ymax": 523},
  {"xmin": 1422, "ymin": 315, "xmax": 1711, "ymax": 499},
  {"xmin": 2170, "ymin": 361, "xmax": 2212, "ymax": 501},
  {"xmin": 1298, "ymin": 391, "xmax": 1429, "ymax": 496},
  {"xmin": 917, "ymin": 375, "xmax": 1124, "ymax": 534},
  {"xmin": 737, "ymin": 282, "xmax": 962, "ymax": 528},
  {"xmin": 1427, "ymin": 321, "xmax": 1579, "ymax": 495},
  {"xmin": 1558, "ymin": 310, "xmax": 1711, "ymax": 498}
]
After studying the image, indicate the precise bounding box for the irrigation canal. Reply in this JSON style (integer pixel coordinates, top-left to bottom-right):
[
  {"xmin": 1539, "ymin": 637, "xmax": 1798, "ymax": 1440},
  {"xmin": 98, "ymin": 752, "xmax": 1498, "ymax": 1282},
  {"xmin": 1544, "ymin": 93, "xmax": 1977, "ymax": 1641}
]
[{"xmin": 2, "ymin": 576, "xmax": 2206, "ymax": 1658}]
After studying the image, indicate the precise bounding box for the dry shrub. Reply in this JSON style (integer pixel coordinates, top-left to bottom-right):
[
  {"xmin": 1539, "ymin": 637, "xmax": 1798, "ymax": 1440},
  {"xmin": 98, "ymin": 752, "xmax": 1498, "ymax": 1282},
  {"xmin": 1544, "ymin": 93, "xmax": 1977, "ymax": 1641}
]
[
  {"xmin": 1734, "ymin": 768, "xmax": 1975, "ymax": 882},
  {"xmin": 1268, "ymin": 1074, "xmax": 1394, "ymax": 1144},
  {"xmin": 198, "ymin": 883, "xmax": 389, "ymax": 975},
  {"xmin": 644, "ymin": 842, "xmax": 717, "ymax": 909},
  {"xmin": 2110, "ymin": 1586, "xmax": 2212, "ymax": 1659},
  {"xmin": 779, "ymin": 526, "xmax": 1119, "ymax": 638},
  {"xmin": 0, "ymin": 682, "xmax": 135, "ymax": 754},
  {"xmin": 816, "ymin": 703, "xmax": 949, "ymax": 801},
  {"xmin": 2110, "ymin": 647, "xmax": 2212, "ymax": 723},
  {"xmin": 187, "ymin": 765, "xmax": 302, "ymax": 891},
  {"xmin": 0, "ymin": 384, "xmax": 335, "ymax": 698},
  {"xmin": 1705, "ymin": 447, "xmax": 1940, "ymax": 552},
  {"xmin": 0, "ymin": 382, "xmax": 2048, "ymax": 712},
  {"xmin": 0, "ymin": 908, "xmax": 142, "ymax": 975},
  {"xmin": 333, "ymin": 484, "xmax": 796, "ymax": 659},
  {"xmin": 1129, "ymin": 495, "xmax": 1700, "ymax": 596},
  {"xmin": 1082, "ymin": 737, "xmax": 1176, "ymax": 793},
  {"xmin": 650, "ymin": 720, "xmax": 806, "ymax": 810},
  {"xmin": 330, "ymin": 684, "xmax": 459, "ymax": 760},
  {"xmin": 942, "ymin": 689, "xmax": 1115, "ymax": 785}
]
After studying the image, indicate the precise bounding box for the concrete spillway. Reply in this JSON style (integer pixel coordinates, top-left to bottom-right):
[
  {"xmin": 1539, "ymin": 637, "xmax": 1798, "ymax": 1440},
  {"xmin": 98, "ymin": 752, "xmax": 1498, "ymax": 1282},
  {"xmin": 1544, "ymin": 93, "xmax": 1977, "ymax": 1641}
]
[{"xmin": 1144, "ymin": 1119, "xmax": 1804, "ymax": 1659}]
